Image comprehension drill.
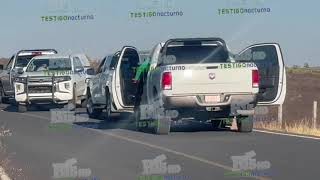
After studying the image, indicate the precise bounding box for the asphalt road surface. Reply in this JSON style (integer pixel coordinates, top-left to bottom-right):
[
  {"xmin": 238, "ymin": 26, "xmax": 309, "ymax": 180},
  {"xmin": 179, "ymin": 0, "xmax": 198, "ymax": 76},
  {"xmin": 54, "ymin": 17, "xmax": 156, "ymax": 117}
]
[{"xmin": 0, "ymin": 103, "xmax": 319, "ymax": 180}]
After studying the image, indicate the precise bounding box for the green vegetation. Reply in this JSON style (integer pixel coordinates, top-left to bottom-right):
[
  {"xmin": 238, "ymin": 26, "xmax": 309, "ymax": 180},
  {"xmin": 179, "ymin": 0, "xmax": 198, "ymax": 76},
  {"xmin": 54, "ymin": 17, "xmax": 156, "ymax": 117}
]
[{"xmin": 286, "ymin": 66, "xmax": 320, "ymax": 75}]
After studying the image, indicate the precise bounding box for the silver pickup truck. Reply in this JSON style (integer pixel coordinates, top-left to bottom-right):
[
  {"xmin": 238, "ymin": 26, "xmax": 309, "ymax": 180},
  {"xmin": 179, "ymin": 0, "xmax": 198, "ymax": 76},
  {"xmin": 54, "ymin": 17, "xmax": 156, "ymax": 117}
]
[
  {"xmin": 134, "ymin": 38, "xmax": 286, "ymax": 134},
  {"xmin": 0, "ymin": 49, "xmax": 57, "ymax": 104}
]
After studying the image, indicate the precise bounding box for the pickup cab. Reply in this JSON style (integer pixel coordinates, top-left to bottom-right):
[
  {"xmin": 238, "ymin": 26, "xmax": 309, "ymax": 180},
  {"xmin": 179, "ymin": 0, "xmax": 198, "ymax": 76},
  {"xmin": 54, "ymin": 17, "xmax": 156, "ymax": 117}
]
[
  {"xmin": 134, "ymin": 38, "xmax": 286, "ymax": 134},
  {"xmin": 0, "ymin": 49, "xmax": 57, "ymax": 104}
]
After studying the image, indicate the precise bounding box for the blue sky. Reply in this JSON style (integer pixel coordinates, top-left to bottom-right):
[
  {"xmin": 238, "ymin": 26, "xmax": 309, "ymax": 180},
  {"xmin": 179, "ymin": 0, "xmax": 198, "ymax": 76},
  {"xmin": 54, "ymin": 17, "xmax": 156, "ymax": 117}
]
[{"xmin": 0, "ymin": 0, "xmax": 319, "ymax": 66}]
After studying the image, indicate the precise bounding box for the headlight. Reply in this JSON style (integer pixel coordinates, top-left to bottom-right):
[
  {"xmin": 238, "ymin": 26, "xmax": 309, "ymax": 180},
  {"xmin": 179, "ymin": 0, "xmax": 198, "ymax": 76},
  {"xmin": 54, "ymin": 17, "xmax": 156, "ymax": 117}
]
[
  {"xmin": 54, "ymin": 76, "xmax": 71, "ymax": 82},
  {"xmin": 16, "ymin": 84, "xmax": 21, "ymax": 91},
  {"xmin": 64, "ymin": 82, "xmax": 70, "ymax": 90},
  {"xmin": 14, "ymin": 77, "xmax": 27, "ymax": 83}
]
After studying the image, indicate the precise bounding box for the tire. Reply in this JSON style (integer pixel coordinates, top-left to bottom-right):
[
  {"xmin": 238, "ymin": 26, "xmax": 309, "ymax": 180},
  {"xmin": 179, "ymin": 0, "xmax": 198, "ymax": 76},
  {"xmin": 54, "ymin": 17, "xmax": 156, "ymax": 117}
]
[
  {"xmin": 134, "ymin": 106, "xmax": 144, "ymax": 132},
  {"xmin": 211, "ymin": 120, "xmax": 221, "ymax": 129},
  {"xmin": 0, "ymin": 85, "xmax": 3, "ymax": 104},
  {"xmin": 86, "ymin": 96, "xmax": 102, "ymax": 119},
  {"xmin": 153, "ymin": 115, "xmax": 171, "ymax": 135},
  {"xmin": 237, "ymin": 115, "xmax": 254, "ymax": 133},
  {"xmin": 68, "ymin": 84, "xmax": 77, "ymax": 111},
  {"xmin": 18, "ymin": 104, "xmax": 27, "ymax": 113},
  {"xmin": 105, "ymin": 90, "xmax": 111, "ymax": 121},
  {"xmin": 81, "ymin": 99, "xmax": 87, "ymax": 108}
]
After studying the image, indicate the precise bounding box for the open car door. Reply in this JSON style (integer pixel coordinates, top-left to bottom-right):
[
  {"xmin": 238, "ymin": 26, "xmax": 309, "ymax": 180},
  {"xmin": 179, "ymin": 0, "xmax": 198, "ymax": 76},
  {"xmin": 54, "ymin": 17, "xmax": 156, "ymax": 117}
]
[
  {"xmin": 238, "ymin": 43, "xmax": 286, "ymax": 105},
  {"xmin": 113, "ymin": 46, "xmax": 140, "ymax": 110}
]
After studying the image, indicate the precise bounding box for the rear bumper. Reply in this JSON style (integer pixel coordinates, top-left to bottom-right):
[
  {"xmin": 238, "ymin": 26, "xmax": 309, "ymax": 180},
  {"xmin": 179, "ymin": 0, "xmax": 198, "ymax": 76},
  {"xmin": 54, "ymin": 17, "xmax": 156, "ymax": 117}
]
[{"xmin": 163, "ymin": 94, "xmax": 256, "ymax": 108}]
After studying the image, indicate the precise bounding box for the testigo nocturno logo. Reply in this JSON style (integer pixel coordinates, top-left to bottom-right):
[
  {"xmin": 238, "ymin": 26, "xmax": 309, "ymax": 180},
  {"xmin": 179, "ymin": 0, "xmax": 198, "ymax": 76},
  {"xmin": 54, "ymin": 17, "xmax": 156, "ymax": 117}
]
[{"xmin": 218, "ymin": 0, "xmax": 271, "ymax": 15}]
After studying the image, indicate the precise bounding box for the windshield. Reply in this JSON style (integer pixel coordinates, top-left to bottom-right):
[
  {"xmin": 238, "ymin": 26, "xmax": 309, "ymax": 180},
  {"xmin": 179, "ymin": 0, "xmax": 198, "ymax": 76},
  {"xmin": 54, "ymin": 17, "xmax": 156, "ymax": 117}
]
[
  {"xmin": 14, "ymin": 55, "xmax": 36, "ymax": 67},
  {"xmin": 165, "ymin": 45, "xmax": 229, "ymax": 64},
  {"xmin": 26, "ymin": 58, "xmax": 72, "ymax": 72}
]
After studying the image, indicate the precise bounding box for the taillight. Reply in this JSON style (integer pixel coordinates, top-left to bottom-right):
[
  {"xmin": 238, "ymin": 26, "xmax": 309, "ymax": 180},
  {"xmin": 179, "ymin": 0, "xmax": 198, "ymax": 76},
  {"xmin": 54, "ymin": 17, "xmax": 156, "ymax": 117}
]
[
  {"xmin": 162, "ymin": 72, "xmax": 172, "ymax": 90},
  {"xmin": 252, "ymin": 70, "xmax": 260, "ymax": 88}
]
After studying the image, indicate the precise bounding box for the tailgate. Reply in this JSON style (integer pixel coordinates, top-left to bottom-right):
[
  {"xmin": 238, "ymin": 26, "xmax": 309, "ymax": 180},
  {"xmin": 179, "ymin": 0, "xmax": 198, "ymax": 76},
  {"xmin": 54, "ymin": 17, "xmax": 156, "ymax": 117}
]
[{"xmin": 168, "ymin": 63, "xmax": 257, "ymax": 95}]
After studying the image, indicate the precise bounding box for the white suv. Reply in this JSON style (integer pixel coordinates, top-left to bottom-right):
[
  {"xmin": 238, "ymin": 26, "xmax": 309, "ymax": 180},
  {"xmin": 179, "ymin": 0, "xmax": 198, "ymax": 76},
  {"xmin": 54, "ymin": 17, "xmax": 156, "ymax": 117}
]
[{"xmin": 14, "ymin": 54, "xmax": 89, "ymax": 112}]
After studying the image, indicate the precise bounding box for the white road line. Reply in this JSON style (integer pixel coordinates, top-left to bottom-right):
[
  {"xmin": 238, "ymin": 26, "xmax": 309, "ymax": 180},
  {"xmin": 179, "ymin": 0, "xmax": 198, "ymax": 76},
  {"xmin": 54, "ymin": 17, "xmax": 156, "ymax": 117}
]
[
  {"xmin": 18, "ymin": 112, "xmax": 270, "ymax": 180},
  {"xmin": 254, "ymin": 129, "xmax": 320, "ymax": 141},
  {"xmin": 19, "ymin": 112, "xmax": 320, "ymax": 141},
  {"xmin": 92, "ymin": 129, "xmax": 270, "ymax": 180},
  {"xmin": 0, "ymin": 166, "xmax": 11, "ymax": 180}
]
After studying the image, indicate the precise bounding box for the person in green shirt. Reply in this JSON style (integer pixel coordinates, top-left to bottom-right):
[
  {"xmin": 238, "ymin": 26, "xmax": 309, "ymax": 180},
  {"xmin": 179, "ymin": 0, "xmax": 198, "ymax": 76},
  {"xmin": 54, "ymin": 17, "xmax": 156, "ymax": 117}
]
[
  {"xmin": 133, "ymin": 58, "xmax": 151, "ymax": 107},
  {"xmin": 133, "ymin": 58, "xmax": 151, "ymax": 83}
]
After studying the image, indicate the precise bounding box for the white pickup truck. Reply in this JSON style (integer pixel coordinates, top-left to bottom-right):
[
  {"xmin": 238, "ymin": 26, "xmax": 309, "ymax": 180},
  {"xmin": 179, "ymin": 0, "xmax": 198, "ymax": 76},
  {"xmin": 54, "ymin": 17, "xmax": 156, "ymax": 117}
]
[
  {"xmin": 134, "ymin": 38, "xmax": 286, "ymax": 134},
  {"xmin": 86, "ymin": 47, "xmax": 140, "ymax": 119},
  {"xmin": 14, "ymin": 54, "xmax": 89, "ymax": 112}
]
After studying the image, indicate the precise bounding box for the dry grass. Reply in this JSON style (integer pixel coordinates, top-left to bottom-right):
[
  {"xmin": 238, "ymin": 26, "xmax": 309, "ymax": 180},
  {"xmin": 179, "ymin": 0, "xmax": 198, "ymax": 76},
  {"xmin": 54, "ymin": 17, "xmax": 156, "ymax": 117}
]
[{"xmin": 254, "ymin": 120, "xmax": 320, "ymax": 137}]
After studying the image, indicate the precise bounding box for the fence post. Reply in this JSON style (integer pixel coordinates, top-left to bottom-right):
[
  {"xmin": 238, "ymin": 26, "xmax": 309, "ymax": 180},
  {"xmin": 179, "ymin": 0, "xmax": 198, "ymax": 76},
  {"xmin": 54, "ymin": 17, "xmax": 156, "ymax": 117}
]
[
  {"xmin": 278, "ymin": 104, "xmax": 283, "ymax": 129},
  {"xmin": 313, "ymin": 101, "xmax": 317, "ymax": 129}
]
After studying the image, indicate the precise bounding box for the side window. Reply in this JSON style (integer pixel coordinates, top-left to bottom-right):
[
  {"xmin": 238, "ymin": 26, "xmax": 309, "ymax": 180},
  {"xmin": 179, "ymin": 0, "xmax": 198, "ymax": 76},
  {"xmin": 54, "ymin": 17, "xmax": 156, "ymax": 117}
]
[
  {"xmin": 109, "ymin": 54, "xmax": 119, "ymax": 70},
  {"xmin": 103, "ymin": 56, "xmax": 112, "ymax": 72},
  {"xmin": 73, "ymin": 57, "xmax": 83, "ymax": 70},
  {"xmin": 97, "ymin": 58, "xmax": 106, "ymax": 74},
  {"xmin": 6, "ymin": 56, "xmax": 14, "ymax": 70}
]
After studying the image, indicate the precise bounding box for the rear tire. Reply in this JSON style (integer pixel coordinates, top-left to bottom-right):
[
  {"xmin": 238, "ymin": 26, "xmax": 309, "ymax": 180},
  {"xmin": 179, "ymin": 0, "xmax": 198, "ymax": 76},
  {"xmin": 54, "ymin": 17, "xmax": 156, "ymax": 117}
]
[
  {"xmin": 105, "ymin": 90, "xmax": 111, "ymax": 121},
  {"xmin": 18, "ymin": 104, "xmax": 27, "ymax": 113},
  {"xmin": 86, "ymin": 96, "xmax": 102, "ymax": 119},
  {"xmin": 153, "ymin": 116, "xmax": 171, "ymax": 135},
  {"xmin": 68, "ymin": 84, "xmax": 77, "ymax": 111},
  {"xmin": 237, "ymin": 116, "xmax": 254, "ymax": 133},
  {"xmin": 81, "ymin": 99, "xmax": 87, "ymax": 108},
  {"xmin": 211, "ymin": 120, "xmax": 221, "ymax": 129},
  {"xmin": 0, "ymin": 85, "xmax": 3, "ymax": 104}
]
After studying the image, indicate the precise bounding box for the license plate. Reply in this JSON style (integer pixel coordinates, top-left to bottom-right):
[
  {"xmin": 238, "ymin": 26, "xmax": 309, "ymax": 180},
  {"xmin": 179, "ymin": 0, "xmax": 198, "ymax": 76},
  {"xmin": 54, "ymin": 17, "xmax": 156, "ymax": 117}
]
[{"xmin": 205, "ymin": 95, "xmax": 221, "ymax": 103}]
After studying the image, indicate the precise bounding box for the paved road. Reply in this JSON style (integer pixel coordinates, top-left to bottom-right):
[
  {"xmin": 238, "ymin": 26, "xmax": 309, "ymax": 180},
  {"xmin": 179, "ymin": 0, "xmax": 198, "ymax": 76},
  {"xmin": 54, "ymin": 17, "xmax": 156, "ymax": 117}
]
[{"xmin": 0, "ymin": 103, "xmax": 319, "ymax": 180}]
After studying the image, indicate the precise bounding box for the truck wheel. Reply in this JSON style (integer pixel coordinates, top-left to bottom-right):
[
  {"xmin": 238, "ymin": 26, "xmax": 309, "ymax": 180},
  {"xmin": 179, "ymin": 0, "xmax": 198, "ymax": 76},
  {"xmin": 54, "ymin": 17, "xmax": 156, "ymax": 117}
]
[
  {"xmin": 68, "ymin": 85, "xmax": 77, "ymax": 111},
  {"xmin": 105, "ymin": 90, "xmax": 111, "ymax": 121},
  {"xmin": 86, "ymin": 96, "xmax": 102, "ymax": 119},
  {"xmin": 153, "ymin": 116, "xmax": 171, "ymax": 135},
  {"xmin": 237, "ymin": 116, "xmax": 254, "ymax": 133},
  {"xmin": 81, "ymin": 99, "xmax": 88, "ymax": 108},
  {"xmin": 0, "ymin": 85, "xmax": 3, "ymax": 104},
  {"xmin": 211, "ymin": 120, "xmax": 221, "ymax": 129},
  {"xmin": 134, "ymin": 106, "xmax": 145, "ymax": 132},
  {"xmin": 18, "ymin": 104, "xmax": 28, "ymax": 113}
]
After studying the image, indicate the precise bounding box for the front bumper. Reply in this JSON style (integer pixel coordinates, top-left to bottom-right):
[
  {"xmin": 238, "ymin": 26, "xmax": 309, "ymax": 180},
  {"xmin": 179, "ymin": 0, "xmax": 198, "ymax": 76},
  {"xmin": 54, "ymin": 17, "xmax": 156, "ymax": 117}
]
[{"xmin": 14, "ymin": 77, "xmax": 73, "ymax": 104}]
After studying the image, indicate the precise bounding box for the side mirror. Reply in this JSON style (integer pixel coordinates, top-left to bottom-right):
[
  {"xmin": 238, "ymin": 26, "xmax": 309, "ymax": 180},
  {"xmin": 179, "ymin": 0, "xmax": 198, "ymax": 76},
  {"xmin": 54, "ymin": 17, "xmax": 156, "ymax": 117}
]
[
  {"xmin": 75, "ymin": 67, "xmax": 84, "ymax": 73},
  {"xmin": 17, "ymin": 68, "xmax": 24, "ymax": 74},
  {"xmin": 86, "ymin": 68, "xmax": 96, "ymax": 75}
]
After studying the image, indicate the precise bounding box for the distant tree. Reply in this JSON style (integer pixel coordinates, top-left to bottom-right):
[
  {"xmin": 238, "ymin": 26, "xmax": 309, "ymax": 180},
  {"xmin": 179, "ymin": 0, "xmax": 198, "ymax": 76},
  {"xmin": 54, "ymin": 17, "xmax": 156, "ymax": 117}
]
[
  {"xmin": 292, "ymin": 65, "xmax": 299, "ymax": 69},
  {"xmin": 304, "ymin": 63, "xmax": 310, "ymax": 68}
]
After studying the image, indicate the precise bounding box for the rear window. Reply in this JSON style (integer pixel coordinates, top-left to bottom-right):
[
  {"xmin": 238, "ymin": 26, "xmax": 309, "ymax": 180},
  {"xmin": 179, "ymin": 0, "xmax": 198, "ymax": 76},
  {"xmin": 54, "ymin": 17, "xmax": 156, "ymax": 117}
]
[{"xmin": 165, "ymin": 45, "xmax": 229, "ymax": 64}]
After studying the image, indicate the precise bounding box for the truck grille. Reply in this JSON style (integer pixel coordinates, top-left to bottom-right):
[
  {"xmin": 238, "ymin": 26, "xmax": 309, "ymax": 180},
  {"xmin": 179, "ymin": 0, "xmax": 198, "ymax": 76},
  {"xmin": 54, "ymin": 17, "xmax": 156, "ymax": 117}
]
[
  {"xmin": 28, "ymin": 77, "xmax": 53, "ymax": 83},
  {"xmin": 28, "ymin": 86, "xmax": 52, "ymax": 93}
]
